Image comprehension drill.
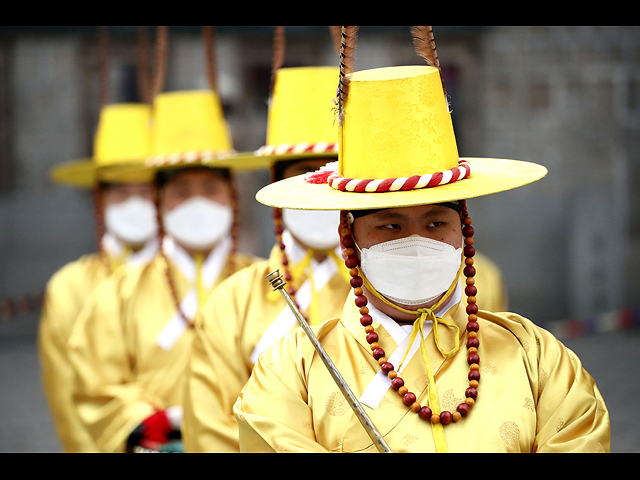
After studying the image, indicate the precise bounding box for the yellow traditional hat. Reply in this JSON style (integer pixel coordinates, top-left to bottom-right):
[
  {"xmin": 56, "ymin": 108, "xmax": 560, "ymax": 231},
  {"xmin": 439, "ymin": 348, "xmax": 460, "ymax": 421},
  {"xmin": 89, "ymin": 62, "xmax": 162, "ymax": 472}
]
[
  {"xmin": 256, "ymin": 64, "xmax": 547, "ymax": 211},
  {"xmin": 50, "ymin": 103, "xmax": 154, "ymax": 188},
  {"xmin": 228, "ymin": 66, "xmax": 340, "ymax": 169},
  {"xmin": 144, "ymin": 89, "xmax": 242, "ymax": 170}
]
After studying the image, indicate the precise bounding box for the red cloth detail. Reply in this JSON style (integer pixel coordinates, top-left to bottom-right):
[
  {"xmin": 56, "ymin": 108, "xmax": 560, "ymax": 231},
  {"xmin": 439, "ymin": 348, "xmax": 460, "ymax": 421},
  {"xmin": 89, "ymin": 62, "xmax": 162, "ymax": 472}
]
[
  {"xmin": 305, "ymin": 169, "xmax": 334, "ymax": 184},
  {"xmin": 142, "ymin": 410, "xmax": 171, "ymax": 444}
]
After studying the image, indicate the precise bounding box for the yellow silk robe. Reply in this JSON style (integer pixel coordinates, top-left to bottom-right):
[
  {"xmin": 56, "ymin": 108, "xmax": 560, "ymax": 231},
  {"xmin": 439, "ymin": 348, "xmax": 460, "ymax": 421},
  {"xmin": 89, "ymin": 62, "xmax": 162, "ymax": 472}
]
[
  {"xmin": 38, "ymin": 254, "xmax": 110, "ymax": 453},
  {"xmin": 68, "ymin": 240, "xmax": 258, "ymax": 453},
  {"xmin": 182, "ymin": 241, "xmax": 508, "ymax": 453},
  {"xmin": 182, "ymin": 241, "xmax": 352, "ymax": 453},
  {"xmin": 38, "ymin": 238, "xmax": 158, "ymax": 453},
  {"xmin": 234, "ymin": 296, "xmax": 610, "ymax": 453}
]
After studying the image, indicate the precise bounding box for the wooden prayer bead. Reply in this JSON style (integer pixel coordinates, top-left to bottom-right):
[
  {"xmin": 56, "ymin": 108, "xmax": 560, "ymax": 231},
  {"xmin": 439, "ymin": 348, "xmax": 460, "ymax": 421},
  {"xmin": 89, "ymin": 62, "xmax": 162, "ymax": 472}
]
[
  {"xmin": 403, "ymin": 392, "xmax": 417, "ymax": 406},
  {"xmin": 463, "ymin": 265, "xmax": 476, "ymax": 278},
  {"xmin": 467, "ymin": 337, "xmax": 480, "ymax": 349},
  {"xmin": 468, "ymin": 370, "xmax": 480, "ymax": 381},
  {"xmin": 465, "ymin": 387, "xmax": 478, "ymax": 399},
  {"xmin": 467, "ymin": 353, "xmax": 480, "ymax": 365},
  {"xmin": 391, "ymin": 377, "xmax": 404, "ymax": 390},
  {"xmin": 457, "ymin": 403, "xmax": 471, "ymax": 417},
  {"xmin": 419, "ymin": 406, "xmax": 432, "ymax": 420},
  {"xmin": 345, "ymin": 256, "xmax": 359, "ymax": 269},
  {"xmin": 381, "ymin": 362, "xmax": 394, "ymax": 374},
  {"xmin": 440, "ymin": 411, "xmax": 453, "ymax": 425}
]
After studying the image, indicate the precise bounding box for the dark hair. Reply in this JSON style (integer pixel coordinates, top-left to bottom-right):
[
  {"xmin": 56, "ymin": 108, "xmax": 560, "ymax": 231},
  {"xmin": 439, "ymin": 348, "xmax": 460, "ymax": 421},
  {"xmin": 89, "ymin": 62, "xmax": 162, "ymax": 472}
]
[
  {"xmin": 155, "ymin": 166, "xmax": 232, "ymax": 189},
  {"xmin": 350, "ymin": 202, "xmax": 463, "ymax": 220}
]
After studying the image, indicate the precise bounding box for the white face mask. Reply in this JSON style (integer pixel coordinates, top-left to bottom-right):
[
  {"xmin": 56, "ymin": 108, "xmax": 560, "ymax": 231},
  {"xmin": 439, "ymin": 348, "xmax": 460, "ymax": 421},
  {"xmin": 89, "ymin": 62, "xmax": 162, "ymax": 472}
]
[
  {"xmin": 163, "ymin": 197, "xmax": 233, "ymax": 251},
  {"xmin": 282, "ymin": 208, "xmax": 341, "ymax": 250},
  {"xmin": 104, "ymin": 196, "xmax": 157, "ymax": 246},
  {"xmin": 358, "ymin": 234, "xmax": 463, "ymax": 306}
]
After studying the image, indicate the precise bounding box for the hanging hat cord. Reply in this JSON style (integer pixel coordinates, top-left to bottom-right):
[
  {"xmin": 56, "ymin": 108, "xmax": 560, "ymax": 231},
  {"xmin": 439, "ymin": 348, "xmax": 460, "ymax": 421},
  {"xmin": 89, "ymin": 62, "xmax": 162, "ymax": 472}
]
[
  {"xmin": 92, "ymin": 26, "xmax": 112, "ymax": 274},
  {"xmin": 203, "ymin": 25, "xmax": 239, "ymax": 276},
  {"xmin": 152, "ymin": 26, "xmax": 239, "ymax": 328},
  {"xmin": 266, "ymin": 26, "xmax": 306, "ymax": 315}
]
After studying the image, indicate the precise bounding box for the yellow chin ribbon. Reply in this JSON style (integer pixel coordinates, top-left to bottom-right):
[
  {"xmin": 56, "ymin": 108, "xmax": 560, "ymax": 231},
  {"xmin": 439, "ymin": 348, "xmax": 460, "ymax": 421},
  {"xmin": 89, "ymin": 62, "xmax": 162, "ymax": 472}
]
[{"xmin": 359, "ymin": 260, "xmax": 464, "ymax": 453}]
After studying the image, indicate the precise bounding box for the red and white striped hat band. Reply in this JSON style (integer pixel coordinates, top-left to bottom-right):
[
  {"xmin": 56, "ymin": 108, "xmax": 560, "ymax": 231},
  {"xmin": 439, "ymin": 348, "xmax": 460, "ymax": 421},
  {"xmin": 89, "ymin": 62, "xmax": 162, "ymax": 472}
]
[
  {"xmin": 146, "ymin": 149, "xmax": 237, "ymax": 167},
  {"xmin": 305, "ymin": 159, "xmax": 472, "ymax": 193},
  {"xmin": 256, "ymin": 141, "xmax": 338, "ymax": 157}
]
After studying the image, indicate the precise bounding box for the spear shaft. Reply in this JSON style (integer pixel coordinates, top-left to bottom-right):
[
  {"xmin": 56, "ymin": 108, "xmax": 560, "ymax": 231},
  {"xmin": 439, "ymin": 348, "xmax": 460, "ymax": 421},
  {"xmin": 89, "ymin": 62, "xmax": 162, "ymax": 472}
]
[{"xmin": 265, "ymin": 269, "xmax": 392, "ymax": 453}]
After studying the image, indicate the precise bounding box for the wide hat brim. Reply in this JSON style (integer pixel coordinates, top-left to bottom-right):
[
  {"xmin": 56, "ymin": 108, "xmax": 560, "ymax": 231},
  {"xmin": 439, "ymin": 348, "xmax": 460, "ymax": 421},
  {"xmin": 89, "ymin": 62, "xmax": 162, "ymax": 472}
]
[
  {"xmin": 50, "ymin": 159, "xmax": 155, "ymax": 188},
  {"xmin": 142, "ymin": 149, "xmax": 276, "ymax": 175},
  {"xmin": 256, "ymin": 157, "xmax": 548, "ymax": 211},
  {"xmin": 218, "ymin": 148, "xmax": 338, "ymax": 170}
]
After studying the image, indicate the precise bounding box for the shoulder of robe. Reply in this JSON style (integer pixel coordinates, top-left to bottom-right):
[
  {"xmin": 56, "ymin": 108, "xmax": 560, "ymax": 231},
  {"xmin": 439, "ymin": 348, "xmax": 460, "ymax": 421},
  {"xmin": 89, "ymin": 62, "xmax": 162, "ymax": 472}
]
[
  {"xmin": 211, "ymin": 257, "xmax": 272, "ymax": 298},
  {"xmin": 232, "ymin": 252, "xmax": 265, "ymax": 272},
  {"xmin": 102, "ymin": 256, "xmax": 158, "ymax": 298},
  {"xmin": 287, "ymin": 317, "xmax": 344, "ymax": 359},
  {"xmin": 45, "ymin": 253, "xmax": 103, "ymax": 287},
  {"xmin": 476, "ymin": 310, "xmax": 575, "ymax": 365}
]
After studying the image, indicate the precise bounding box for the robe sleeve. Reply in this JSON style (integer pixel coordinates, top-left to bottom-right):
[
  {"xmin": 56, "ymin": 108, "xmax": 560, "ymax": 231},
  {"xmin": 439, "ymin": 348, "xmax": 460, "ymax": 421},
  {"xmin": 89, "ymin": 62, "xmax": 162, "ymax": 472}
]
[
  {"xmin": 38, "ymin": 268, "xmax": 99, "ymax": 452},
  {"xmin": 68, "ymin": 273, "xmax": 157, "ymax": 453},
  {"xmin": 233, "ymin": 327, "xmax": 331, "ymax": 453},
  {"xmin": 532, "ymin": 327, "xmax": 610, "ymax": 452}
]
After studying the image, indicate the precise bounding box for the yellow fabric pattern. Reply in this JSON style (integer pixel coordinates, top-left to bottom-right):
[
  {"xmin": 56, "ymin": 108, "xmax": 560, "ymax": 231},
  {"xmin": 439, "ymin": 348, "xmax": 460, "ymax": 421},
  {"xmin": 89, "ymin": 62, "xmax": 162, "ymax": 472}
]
[
  {"xmin": 38, "ymin": 253, "xmax": 111, "ymax": 452},
  {"xmin": 182, "ymin": 244, "xmax": 352, "ymax": 453},
  {"xmin": 234, "ymin": 297, "xmax": 610, "ymax": 453},
  {"xmin": 68, "ymin": 251, "xmax": 257, "ymax": 453}
]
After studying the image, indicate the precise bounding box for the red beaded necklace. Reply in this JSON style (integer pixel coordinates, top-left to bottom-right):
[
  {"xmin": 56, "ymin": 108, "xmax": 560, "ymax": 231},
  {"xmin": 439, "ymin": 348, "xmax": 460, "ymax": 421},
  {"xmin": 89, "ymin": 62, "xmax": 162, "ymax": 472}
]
[{"xmin": 339, "ymin": 200, "xmax": 480, "ymax": 426}]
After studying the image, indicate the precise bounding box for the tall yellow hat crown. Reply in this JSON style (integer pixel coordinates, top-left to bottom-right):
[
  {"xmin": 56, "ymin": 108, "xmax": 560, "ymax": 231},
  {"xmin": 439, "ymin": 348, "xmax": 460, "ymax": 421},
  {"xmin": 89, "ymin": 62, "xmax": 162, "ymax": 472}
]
[
  {"xmin": 254, "ymin": 66, "xmax": 340, "ymax": 162},
  {"xmin": 51, "ymin": 103, "xmax": 153, "ymax": 187},
  {"xmin": 340, "ymin": 65, "xmax": 458, "ymax": 179},
  {"xmin": 147, "ymin": 90, "xmax": 234, "ymax": 167},
  {"xmin": 256, "ymin": 65, "xmax": 547, "ymax": 211}
]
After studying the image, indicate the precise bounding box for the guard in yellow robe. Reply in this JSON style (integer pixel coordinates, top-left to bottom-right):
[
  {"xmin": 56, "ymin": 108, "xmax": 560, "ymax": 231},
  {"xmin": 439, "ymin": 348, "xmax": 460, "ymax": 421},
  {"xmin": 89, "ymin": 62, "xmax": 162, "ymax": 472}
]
[
  {"xmin": 235, "ymin": 30, "xmax": 610, "ymax": 453},
  {"xmin": 68, "ymin": 89, "xmax": 262, "ymax": 453},
  {"xmin": 38, "ymin": 103, "xmax": 158, "ymax": 452}
]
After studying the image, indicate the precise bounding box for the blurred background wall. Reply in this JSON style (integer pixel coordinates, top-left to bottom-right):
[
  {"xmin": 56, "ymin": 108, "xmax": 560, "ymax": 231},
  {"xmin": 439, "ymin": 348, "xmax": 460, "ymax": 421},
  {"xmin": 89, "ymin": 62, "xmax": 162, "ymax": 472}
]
[{"xmin": 0, "ymin": 26, "xmax": 638, "ymax": 452}]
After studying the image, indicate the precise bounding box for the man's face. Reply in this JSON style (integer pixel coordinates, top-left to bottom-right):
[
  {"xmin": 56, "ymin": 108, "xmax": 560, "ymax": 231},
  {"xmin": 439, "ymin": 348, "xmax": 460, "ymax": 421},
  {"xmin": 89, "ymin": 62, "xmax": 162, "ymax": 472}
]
[
  {"xmin": 102, "ymin": 182, "xmax": 154, "ymax": 207},
  {"xmin": 351, "ymin": 204, "xmax": 462, "ymax": 253},
  {"xmin": 350, "ymin": 204, "xmax": 463, "ymax": 320},
  {"xmin": 159, "ymin": 169, "xmax": 231, "ymax": 215}
]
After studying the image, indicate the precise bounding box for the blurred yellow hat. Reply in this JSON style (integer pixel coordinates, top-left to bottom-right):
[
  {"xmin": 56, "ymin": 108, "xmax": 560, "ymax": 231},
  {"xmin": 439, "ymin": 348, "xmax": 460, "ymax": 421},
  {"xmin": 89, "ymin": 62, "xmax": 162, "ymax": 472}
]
[
  {"xmin": 145, "ymin": 90, "xmax": 235, "ymax": 169},
  {"xmin": 256, "ymin": 65, "xmax": 547, "ymax": 211},
  {"xmin": 50, "ymin": 103, "xmax": 154, "ymax": 188},
  {"xmin": 227, "ymin": 66, "xmax": 340, "ymax": 170}
]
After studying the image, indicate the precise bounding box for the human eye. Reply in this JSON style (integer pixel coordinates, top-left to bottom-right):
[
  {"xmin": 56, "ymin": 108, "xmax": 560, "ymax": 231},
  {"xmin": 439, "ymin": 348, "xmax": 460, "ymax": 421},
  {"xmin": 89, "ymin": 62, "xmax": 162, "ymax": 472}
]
[{"xmin": 382, "ymin": 223, "xmax": 401, "ymax": 230}]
